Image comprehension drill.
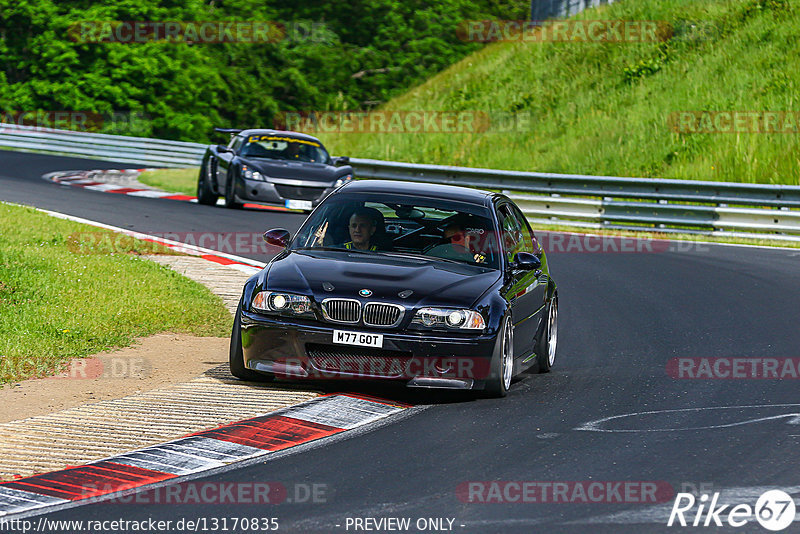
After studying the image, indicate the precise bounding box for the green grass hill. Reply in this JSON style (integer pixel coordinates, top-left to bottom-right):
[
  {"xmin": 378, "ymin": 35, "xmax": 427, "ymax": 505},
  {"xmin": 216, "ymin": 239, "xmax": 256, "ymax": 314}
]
[{"xmin": 319, "ymin": 0, "xmax": 800, "ymax": 185}]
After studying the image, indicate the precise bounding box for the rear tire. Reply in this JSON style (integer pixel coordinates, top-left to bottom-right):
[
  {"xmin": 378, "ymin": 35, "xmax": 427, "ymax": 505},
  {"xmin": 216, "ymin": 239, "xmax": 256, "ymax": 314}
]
[
  {"xmin": 224, "ymin": 168, "xmax": 243, "ymax": 209},
  {"xmin": 484, "ymin": 316, "xmax": 513, "ymax": 398},
  {"xmin": 535, "ymin": 295, "xmax": 558, "ymax": 373},
  {"xmin": 197, "ymin": 157, "xmax": 218, "ymax": 206},
  {"xmin": 229, "ymin": 302, "xmax": 273, "ymax": 382}
]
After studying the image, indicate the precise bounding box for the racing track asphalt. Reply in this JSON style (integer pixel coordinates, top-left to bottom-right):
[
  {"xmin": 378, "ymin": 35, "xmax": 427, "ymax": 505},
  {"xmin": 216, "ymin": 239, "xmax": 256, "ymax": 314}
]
[{"xmin": 1, "ymin": 149, "xmax": 799, "ymax": 533}]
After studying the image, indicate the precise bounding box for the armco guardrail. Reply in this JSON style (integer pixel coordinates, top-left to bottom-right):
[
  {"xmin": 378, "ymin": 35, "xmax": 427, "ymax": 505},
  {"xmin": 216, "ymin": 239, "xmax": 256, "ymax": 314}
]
[
  {"xmin": 2, "ymin": 123, "xmax": 799, "ymax": 240},
  {"xmin": 0, "ymin": 123, "xmax": 205, "ymax": 167},
  {"xmin": 349, "ymin": 158, "xmax": 800, "ymax": 240}
]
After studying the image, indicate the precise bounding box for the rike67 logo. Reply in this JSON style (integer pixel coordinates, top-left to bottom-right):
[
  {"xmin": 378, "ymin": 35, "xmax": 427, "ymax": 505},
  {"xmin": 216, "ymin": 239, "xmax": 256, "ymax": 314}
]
[{"xmin": 668, "ymin": 490, "xmax": 796, "ymax": 531}]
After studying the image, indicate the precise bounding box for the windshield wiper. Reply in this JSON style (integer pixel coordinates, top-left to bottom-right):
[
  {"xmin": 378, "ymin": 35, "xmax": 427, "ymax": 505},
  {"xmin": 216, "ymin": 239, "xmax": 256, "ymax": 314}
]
[
  {"xmin": 242, "ymin": 155, "xmax": 287, "ymax": 160},
  {"xmin": 294, "ymin": 246, "xmax": 375, "ymax": 254},
  {"xmin": 380, "ymin": 251, "xmax": 464, "ymax": 265},
  {"xmin": 295, "ymin": 247, "xmax": 472, "ymax": 264},
  {"xmin": 295, "ymin": 246, "xmax": 343, "ymax": 252}
]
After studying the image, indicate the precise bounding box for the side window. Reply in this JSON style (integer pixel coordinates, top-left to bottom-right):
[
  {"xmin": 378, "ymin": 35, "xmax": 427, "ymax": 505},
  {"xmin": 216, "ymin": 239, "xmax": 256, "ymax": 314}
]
[
  {"xmin": 498, "ymin": 205, "xmax": 523, "ymax": 263},
  {"xmin": 509, "ymin": 204, "xmax": 539, "ymax": 254},
  {"xmin": 229, "ymin": 135, "xmax": 244, "ymax": 151}
]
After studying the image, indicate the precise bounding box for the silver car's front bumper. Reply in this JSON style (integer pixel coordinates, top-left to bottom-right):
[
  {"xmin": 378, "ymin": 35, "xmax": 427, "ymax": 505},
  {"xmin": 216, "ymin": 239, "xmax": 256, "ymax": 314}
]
[{"xmin": 236, "ymin": 177, "xmax": 336, "ymax": 208}]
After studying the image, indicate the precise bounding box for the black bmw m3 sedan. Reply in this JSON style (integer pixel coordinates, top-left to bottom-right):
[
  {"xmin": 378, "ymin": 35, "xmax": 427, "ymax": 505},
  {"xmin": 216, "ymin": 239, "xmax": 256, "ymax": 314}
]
[{"xmin": 229, "ymin": 180, "xmax": 558, "ymax": 397}]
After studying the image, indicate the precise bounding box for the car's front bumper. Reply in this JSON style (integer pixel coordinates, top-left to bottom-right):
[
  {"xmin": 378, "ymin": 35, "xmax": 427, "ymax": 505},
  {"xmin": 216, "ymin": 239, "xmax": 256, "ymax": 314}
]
[
  {"xmin": 236, "ymin": 177, "xmax": 336, "ymax": 209},
  {"xmin": 240, "ymin": 310, "xmax": 498, "ymax": 389}
]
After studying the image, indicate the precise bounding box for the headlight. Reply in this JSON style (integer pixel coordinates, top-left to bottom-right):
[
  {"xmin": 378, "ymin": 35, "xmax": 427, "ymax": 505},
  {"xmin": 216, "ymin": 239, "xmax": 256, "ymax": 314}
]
[
  {"xmin": 411, "ymin": 308, "xmax": 486, "ymax": 330},
  {"xmin": 242, "ymin": 165, "xmax": 265, "ymax": 181},
  {"xmin": 252, "ymin": 291, "xmax": 313, "ymax": 316},
  {"xmin": 334, "ymin": 174, "xmax": 353, "ymax": 188}
]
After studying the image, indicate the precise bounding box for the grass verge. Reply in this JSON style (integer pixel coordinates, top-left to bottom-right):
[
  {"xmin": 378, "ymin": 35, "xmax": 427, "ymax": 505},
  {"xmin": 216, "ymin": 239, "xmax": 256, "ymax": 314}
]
[
  {"xmin": 138, "ymin": 167, "xmax": 199, "ymax": 196},
  {"xmin": 0, "ymin": 202, "xmax": 231, "ymax": 385}
]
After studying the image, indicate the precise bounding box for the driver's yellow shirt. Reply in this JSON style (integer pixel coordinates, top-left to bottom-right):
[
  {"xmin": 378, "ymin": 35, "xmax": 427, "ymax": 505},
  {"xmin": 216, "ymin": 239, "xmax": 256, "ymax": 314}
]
[{"xmin": 344, "ymin": 241, "xmax": 377, "ymax": 251}]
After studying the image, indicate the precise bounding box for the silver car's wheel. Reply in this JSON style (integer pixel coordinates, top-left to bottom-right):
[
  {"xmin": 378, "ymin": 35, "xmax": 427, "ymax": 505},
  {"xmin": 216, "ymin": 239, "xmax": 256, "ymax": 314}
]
[
  {"xmin": 224, "ymin": 167, "xmax": 243, "ymax": 209},
  {"xmin": 197, "ymin": 156, "xmax": 218, "ymax": 206}
]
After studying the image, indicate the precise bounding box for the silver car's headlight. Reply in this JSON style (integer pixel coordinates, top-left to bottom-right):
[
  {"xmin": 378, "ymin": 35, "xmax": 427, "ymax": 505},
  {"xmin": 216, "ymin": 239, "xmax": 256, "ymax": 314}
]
[
  {"xmin": 242, "ymin": 165, "xmax": 265, "ymax": 181},
  {"xmin": 411, "ymin": 308, "xmax": 486, "ymax": 330},
  {"xmin": 252, "ymin": 291, "xmax": 313, "ymax": 316}
]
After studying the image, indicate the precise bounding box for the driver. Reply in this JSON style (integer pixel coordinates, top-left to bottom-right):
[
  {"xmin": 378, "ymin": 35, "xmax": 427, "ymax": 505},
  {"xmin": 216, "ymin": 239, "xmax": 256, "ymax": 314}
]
[
  {"xmin": 285, "ymin": 142, "xmax": 301, "ymax": 159},
  {"xmin": 343, "ymin": 208, "xmax": 379, "ymax": 251}
]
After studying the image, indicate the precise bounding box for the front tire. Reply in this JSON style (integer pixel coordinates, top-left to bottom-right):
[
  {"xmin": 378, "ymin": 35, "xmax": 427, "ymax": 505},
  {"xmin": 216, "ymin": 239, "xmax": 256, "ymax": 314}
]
[
  {"xmin": 485, "ymin": 316, "xmax": 513, "ymax": 398},
  {"xmin": 197, "ymin": 157, "xmax": 218, "ymax": 206},
  {"xmin": 224, "ymin": 168, "xmax": 243, "ymax": 209},
  {"xmin": 535, "ymin": 295, "xmax": 558, "ymax": 373},
  {"xmin": 229, "ymin": 302, "xmax": 273, "ymax": 382}
]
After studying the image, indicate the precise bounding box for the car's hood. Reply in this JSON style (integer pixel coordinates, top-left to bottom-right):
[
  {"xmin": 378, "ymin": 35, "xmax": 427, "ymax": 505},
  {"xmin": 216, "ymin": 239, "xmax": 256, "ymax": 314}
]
[
  {"xmin": 240, "ymin": 158, "xmax": 348, "ymax": 184},
  {"xmin": 265, "ymin": 250, "xmax": 501, "ymax": 309}
]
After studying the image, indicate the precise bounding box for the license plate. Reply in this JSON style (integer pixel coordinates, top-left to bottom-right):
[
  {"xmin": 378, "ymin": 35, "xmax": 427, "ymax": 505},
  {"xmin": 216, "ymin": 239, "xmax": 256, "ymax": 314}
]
[
  {"xmin": 333, "ymin": 330, "xmax": 383, "ymax": 348},
  {"xmin": 285, "ymin": 199, "xmax": 313, "ymax": 210}
]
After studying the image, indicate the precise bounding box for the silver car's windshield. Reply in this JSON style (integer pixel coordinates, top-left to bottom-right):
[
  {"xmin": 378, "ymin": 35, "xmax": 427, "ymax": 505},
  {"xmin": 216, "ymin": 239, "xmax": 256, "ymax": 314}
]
[{"xmin": 239, "ymin": 134, "xmax": 331, "ymax": 164}]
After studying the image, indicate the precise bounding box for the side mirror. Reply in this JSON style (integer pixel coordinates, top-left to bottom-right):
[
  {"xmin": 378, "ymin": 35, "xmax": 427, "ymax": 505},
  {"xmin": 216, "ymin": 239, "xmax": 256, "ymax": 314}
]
[
  {"xmin": 217, "ymin": 144, "xmax": 231, "ymax": 153},
  {"xmin": 512, "ymin": 252, "xmax": 541, "ymax": 271},
  {"xmin": 263, "ymin": 228, "xmax": 291, "ymax": 249},
  {"xmin": 333, "ymin": 156, "xmax": 350, "ymax": 166}
]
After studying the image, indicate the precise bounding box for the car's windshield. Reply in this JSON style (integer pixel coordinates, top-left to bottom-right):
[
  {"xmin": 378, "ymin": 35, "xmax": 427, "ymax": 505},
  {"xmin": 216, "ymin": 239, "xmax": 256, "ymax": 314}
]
[
  {"xmin": 239, "ymin": 134, "xmax": 331, "ymax": 164},
  {"xmin": 291, "ymin": 192, "xmax": 500, "ymax": 269}
]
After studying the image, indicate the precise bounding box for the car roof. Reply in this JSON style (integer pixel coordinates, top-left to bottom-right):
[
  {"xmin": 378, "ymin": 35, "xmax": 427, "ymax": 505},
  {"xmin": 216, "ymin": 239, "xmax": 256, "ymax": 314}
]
[
  {"xmin": 238, "ymin": 129, "xmax": 323, "ymax": 144},
  {"xmin": 338, "ymin": 180, "xmax": 496, "ymax": 206}
]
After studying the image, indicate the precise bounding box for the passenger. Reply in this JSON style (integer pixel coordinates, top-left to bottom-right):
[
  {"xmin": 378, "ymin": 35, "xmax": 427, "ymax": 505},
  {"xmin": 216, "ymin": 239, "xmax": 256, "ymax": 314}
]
[
  {"xmin": 425, "ymin": 222, "xmax": 474, "ymax": 262},
  {"xmin": 428, "ymin": 222, "xmax": 487, "ymax": 263}
]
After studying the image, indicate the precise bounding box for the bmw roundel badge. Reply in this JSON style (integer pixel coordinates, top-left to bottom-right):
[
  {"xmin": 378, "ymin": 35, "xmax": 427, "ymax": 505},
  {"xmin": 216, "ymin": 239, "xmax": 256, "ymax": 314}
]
[{"xmin": 359, "ymin": 288, "xmax": 373, "ymax": 297}]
